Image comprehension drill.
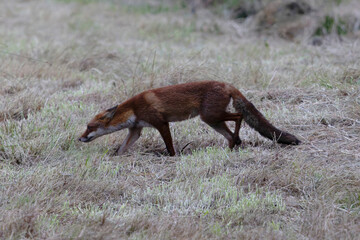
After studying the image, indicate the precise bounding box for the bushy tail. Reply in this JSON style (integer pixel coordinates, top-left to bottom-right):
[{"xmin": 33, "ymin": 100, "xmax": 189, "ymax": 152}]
[{"xmin": 232, "ymin": 90, "xmax": 300, "ymax": 145}]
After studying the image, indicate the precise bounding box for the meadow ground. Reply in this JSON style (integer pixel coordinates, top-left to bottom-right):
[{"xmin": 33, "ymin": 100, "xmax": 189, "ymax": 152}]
[{"xmin": 0, "ymin": 0, "xmax": 359, "ymax": 239}]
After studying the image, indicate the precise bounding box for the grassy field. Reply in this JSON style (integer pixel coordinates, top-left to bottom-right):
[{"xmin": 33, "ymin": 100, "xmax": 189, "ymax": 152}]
[{"xmin": 1, "ymin": 0, "xmax": 359, "ymax": 239}]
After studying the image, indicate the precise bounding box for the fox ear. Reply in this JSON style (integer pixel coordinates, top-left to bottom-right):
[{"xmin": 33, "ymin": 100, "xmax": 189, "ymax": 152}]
[{"xmin": 101, "ymin": 105, "xmax": 117, "ymax": 120}]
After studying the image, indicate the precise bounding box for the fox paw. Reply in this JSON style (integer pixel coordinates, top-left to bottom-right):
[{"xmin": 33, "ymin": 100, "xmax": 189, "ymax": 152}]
[{"xmin": 234, "ymin": 136, "xmax": 242, "ymax": 145}]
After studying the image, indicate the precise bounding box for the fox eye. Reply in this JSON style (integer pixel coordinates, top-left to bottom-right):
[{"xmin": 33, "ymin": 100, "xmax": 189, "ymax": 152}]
[{"xmin": 87, "ymin": 123, "xmax": 99, "ymax": 130}]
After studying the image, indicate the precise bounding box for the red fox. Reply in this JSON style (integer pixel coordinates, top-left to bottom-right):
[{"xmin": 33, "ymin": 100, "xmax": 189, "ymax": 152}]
[{"xmin": 79, "ymin": 81, "xmax": 300, "ymax": 156}]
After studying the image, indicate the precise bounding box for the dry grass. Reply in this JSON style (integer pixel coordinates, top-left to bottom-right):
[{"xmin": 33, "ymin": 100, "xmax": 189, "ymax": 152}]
[{"xmin": 1, "ymin": 0, "xmax": 360, "ymax": 239}]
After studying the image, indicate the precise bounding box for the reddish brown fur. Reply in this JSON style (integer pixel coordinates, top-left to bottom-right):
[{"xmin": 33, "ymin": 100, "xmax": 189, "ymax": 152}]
[{"xmin": 79, "ymin": 81, "xmax": 300, "ymax": 156}]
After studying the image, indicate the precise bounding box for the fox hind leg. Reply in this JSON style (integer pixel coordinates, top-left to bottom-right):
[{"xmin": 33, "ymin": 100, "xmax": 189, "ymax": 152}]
[
  {"xmin": 200, "ymin": 97, "xmax": 242, "ymax": 149},
  {"xmin": 206, "ymin": 121, "xmax": 236, "ymax": 149},
  {"xmin": 216, "ymin": 112, "xmax": 243, "ymax": 146},
  {"xmin": 233, "ymin": 116, "xmax": 242, "ymax": 146},
  {"xmin": 221, "ymin": 112, "xmax": 243, "ymax": 146}
]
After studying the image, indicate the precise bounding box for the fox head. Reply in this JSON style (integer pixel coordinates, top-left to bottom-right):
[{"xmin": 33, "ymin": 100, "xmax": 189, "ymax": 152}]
[{"xmin": 78, "ymin": 105, "xmax": 135, "ymax": 142}]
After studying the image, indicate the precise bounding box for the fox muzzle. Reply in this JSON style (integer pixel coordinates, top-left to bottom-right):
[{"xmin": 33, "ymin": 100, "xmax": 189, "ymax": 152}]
[{"xmin": 78, "ymin": 136, "xmax": 94, "ymax": 142}]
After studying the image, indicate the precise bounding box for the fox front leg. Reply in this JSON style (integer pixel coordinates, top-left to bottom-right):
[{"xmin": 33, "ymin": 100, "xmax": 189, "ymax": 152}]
[
  {"xmin": 154, "ymin": 123, "xmax": 176, "ymax": 156},
  {"xmin": 116, "ymin": 127, "xmax": 143, "ymax": 155}
]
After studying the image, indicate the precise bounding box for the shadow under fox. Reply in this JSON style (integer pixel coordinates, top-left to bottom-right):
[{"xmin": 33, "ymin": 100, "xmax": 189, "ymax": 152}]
[{"xmin": 79, "ymin": 81, "xmax": 300, "ymax": 156}]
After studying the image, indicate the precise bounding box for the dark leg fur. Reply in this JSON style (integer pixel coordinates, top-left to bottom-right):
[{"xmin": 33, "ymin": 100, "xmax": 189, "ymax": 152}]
[{"xmin": 154, "ymin": 123, "xmax": 176, "ymax": 156}]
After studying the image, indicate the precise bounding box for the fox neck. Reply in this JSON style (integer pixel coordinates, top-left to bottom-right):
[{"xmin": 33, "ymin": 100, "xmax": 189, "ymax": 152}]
[{"xmin": 107, "ymin": 114, "xmax": 136, "ymax": 132}]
